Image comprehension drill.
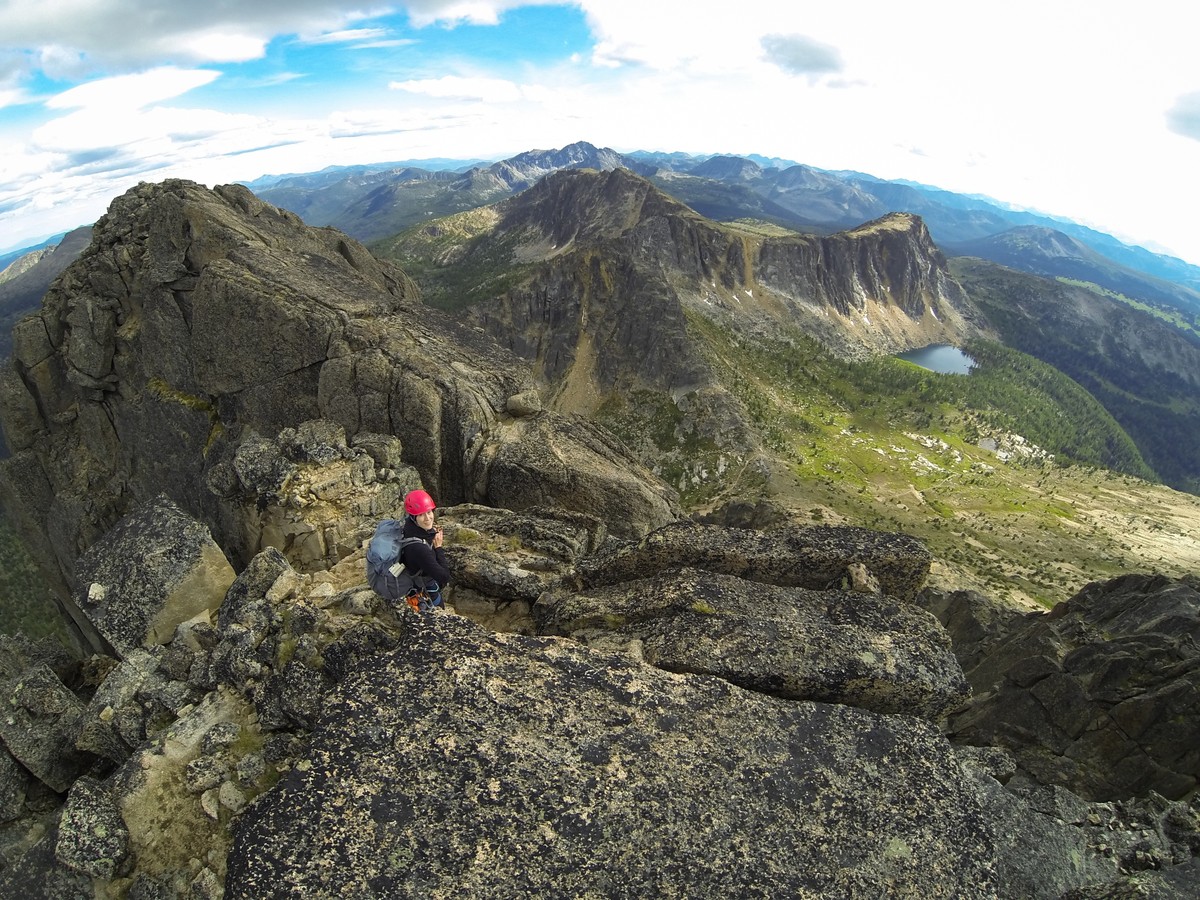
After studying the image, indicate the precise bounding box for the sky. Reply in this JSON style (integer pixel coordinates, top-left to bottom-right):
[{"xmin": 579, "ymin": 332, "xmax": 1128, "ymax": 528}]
[{"xmin": 2, "ymin": 1, "xmax": 1199, "ymax": 266}]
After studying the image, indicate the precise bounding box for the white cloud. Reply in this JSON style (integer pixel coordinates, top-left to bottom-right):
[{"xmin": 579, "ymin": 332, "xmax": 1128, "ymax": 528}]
[
  {"xmin": 760, "ymin": 34, "xmax": 843, "ymax": 79},
  {"xmin": 46, "ymin": 67, "xmax": 221, "ymax": 112},
  {"xmin": 0, "ymin": 2, "xmax": 386, "ymax": 72},
  {"xmin": 582, "ymin": 2, "xmax": 765, "ymax": 72},
  {"xmin": 0, "ymin": 86, "xmax": 26, "ymax": 110},
  {"xmin": 174, "ymin": 31, "xmax": 270, "ymax": 64},
  {"xmin": 33, "ymin": 103, "xmax": 260, "ymax": 157},
  {"xmin": 390, "ymin": 75, "xmax": 524, "ymax": 103},
  {"xmin": 299, "ymin": 28, "xmax": 392, "ymax": 46},
  {"xmin": 351, "ymin": 39, "xmax": 419, "ymax": 50},
  {"xmin": 400, "ymin": 0, "xmax": 562, "ymax": 27}
]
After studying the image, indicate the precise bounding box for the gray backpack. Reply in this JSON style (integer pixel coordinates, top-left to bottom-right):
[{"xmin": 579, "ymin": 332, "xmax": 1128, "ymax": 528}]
[{"xmin": 365, "ymin": 519, "xmax": 428, "ymax": 603}]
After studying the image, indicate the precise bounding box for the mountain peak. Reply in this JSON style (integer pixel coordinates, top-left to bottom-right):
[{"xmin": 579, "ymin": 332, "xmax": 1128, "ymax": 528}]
[
  {"xmin": 988, "ymin": 225, "xmax": 1097, "ymax": 259},
  {"xmin": 487, "ymin": 141, "xmax": 654, "ymax": 190},
  {"xmin": 846, "ymin": 211, "xmax": 925, "ymax": 234},
  {"xmin": 689, "ymin": 155, "xmax": 763, "ymax": 180},
  {"xmin": 497, "ymin": 166, "xmax": 697, "ymax": 247}
]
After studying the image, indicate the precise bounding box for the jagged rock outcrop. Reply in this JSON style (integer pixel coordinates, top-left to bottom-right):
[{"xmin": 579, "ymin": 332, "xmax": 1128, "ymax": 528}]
[
  {"xmin": 0, "ymin": 179, "xmax": 681, "ymax": 609},
  {"xmin": 926, "ymin": 574, "xmax": 1200, "ymax": 802},
  {"xmin": 74, "ymin": 495, "xmax": 235, "ymax": 657},
  {"xmin": 0, "ymin": 663, "xmax": 91, "ymax": 795},
  {"xmin": 533, "ymin": 520, "xmax": 962, "ymax": 719},
  {"xmin": 0, "ymin": 634, "xmax": 94, "ymax": 802},
  {"xmin": 960, "ymin": 754, "xmax": 1200, "ymax": 899},
  {"xmin": 438, "ymin": 503, "xmax": 607, "ymax": 608}
]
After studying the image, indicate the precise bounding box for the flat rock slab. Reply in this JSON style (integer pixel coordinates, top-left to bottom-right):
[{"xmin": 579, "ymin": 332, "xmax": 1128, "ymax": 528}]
[
  {"xmin": 226, "ymin": 615, "xmax": 996, "ymax": 899},
  {"xmin": 574, "ymin": 521, "xmax": 932, "ymax": 600},
  {"xmin": 536, "ymin": 567, "xmax": 969, "ymax": 719}
]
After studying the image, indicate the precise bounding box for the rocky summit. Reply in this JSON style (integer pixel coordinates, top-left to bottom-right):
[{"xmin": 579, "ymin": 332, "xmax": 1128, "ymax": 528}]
[{"xmin": 0, "ymin": 180, "xmax": 1197, "ymax": 898}]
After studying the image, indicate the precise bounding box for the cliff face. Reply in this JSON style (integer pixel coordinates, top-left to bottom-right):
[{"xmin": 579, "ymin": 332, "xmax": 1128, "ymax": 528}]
[
  {"xmin": 463, "ymin": 168, "xmax": 984, "ymax": 372},
  {"xmin": 418, "ymin": 169, "xmax": 986, "ymax": 483},
  {"xmin": 440, "ymin": 169, "xmax": 985, "ymax": 444}
]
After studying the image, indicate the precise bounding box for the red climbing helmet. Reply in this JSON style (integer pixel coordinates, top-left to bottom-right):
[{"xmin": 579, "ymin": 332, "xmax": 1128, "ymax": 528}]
[{"xmin": 404, "ymin": 489, "xmax": 436, "ymax": 515}]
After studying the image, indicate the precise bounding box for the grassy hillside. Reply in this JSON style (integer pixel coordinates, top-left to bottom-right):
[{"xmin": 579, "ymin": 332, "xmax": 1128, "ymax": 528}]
[
  {"xmin": 596, "ymin": 321, "xmax": 1198, "ymax": 609},
  {"xmin": 1055, "ymin": 277, "xmax": 1200, "ymax": 343}
]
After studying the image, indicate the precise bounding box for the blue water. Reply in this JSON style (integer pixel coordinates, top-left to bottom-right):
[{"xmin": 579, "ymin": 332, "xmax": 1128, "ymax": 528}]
[{"xmin": 896, "ymin": 344, "xmax": 976, "ymax": 375}]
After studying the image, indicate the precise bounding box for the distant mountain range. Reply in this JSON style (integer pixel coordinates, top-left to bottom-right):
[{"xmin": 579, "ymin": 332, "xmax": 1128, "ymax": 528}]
[
  {"xmin": 8, "ymin": 140, "xmax": 1198, "ymax": 330},
  {"xmin": 0, "ymin": 225, "xmax": 93, "ymax": 359},
  {"xmin": 241, "ymin": 141, "xmax": 1200, "ymax": 321}
]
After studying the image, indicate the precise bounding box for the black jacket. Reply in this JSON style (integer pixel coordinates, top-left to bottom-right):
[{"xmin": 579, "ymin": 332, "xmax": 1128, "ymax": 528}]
[{"xmin": 401, "ymin": 516, "xmax": 451, "ymax": 586}]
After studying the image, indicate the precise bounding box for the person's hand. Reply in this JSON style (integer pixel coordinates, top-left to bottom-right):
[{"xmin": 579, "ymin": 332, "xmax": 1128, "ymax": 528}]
[{"xmin": 432, "ymin": 526, "xmax": 444, "ymax": 549}]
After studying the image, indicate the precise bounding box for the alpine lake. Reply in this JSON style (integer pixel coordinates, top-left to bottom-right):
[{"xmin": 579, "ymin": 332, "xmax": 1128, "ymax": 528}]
[{"xmin": 895, "ymin": 344, "xmax": 977, "ymax": 375}]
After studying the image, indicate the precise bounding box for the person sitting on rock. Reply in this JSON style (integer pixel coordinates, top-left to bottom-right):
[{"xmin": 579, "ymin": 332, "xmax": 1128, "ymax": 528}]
[{"xmin": 400, "ymin": 488, "xmax": 451, "ymax": 611}]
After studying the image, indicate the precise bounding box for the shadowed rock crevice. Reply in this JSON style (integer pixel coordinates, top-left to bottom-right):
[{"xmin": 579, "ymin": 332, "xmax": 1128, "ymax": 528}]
[{"xmin": 922, "ymin": 574, "xmax": 1200, "ymax": 802}]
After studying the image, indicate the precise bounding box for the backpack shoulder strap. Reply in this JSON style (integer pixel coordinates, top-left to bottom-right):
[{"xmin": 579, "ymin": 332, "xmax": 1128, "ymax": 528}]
[{"xmin": 398, "ymin": 536, "xmax": 427, "ymax": 568}]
